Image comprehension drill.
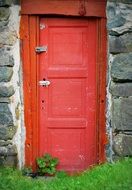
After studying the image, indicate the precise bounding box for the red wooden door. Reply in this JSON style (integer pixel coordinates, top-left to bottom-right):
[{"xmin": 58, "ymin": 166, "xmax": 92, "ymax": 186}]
[{"xmin": 39, "ymin": 18, "xmax": 97, "ymax": 172}]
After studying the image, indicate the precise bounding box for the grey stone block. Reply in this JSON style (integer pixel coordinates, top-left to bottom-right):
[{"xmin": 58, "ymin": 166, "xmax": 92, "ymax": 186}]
[
  {"xmin": 107, "ymin": 15, "xmax": 126, "ymax": 30},
  {"xmin": 112, "ymin": 97, "xmax": 132, "ymax": 131},
  {"xmin": 0, "ymin": 30, "xmax": 17, "ymax": 46},
  {"xmin": 0, "ymin": 85, "xmax": 15, "ymax": 97},
  {"xmin": 4, "ymin": 155, "xmax": 17, "ymax": 166},
  {"xmin": 111, "ymin": 53, "xmax": 132, "ymax": 82},
  {"xmin": 0, "ymin": 125, "xmax": 16, "ymax": 140},
  {"xmin": 0, "ymin": 155, "xmax": 17, "ymax": 166},
  {"xmin": 0, "ymin": 7, "xmax": 10, "ymax": 21},
  {"xmin": 109, "ymin": 33, "xmax": 132, "ymax": 53},
  {"xmin": 110, "ymin": 82, "xmax": 132, "ymax": 97},
  {"xmin": 0, "ymin": 144, "xmax": 17, "ymax": 156},
  {"xmin": 107, "ymin": 3, "xmax": 116, "ymax": 20},
  {"xmin": 0, "ymin": 144, "xmax": 17, "ymax": 167},
  {"xmin": 107, "ymin": 2, "xmax": 132, "ymax": 35},
  {"xmin": 0, "ymin": 52, "xmax": 14, "ymax": 66},
  {"xmin": 0, "ymin": 112, "xmax": 13, "ymax": 126},
  {"xmin": 0, "ymin": 102, "xmax": 11, "ymax": 112},
  {"xmin": 0, "ymin": 97, "xmax": 10, "ymax": 103},
  {"xmin": 0, "ymin": 0, "xmax": 12, "ymax": 6},
  {"xmin": 113, "ymin": 134, "xmax": 132, "ymax": 156},
  {"xmin": 0, "ymin": 67, "xmax": 13, "ymax": 82},
  {"xmin": 0, "ymin": 103, "xmax": 13, "ymax": 126},
  {"xmin": 0, "ymin": 140, "xmax": 12, "ymax": 146}
]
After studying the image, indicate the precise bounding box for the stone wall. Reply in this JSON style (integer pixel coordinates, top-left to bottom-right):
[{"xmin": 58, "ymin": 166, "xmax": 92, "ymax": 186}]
[
  {"xmin": 0, "ymin": 0, "xmax": 24, "ymax": 167},
  {"xmin": 107, "ymin": 0, "xmax": 132, "ymax": 159}
]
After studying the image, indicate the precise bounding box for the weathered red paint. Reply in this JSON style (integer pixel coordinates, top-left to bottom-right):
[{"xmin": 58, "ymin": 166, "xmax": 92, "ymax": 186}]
[
  {"xmin": 21, "ymin": 0, "xmax": 106, "ymax": 17},
  {"xmin": 20, "ymin": 16, "xmax": 39, "ymax": 167},
  {"xmin": 20, "ymin": 0, "xmax": 107, "ymax": 170},
  {"xmin": 39, "ymin": 18, "xmax": 98, "ymax": 171}
]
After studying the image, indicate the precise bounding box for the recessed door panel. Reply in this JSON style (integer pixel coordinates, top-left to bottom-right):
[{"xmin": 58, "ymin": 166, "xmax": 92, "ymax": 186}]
[{"xmin": 48, "ymin": 78, "xmax": 86, "ymax": 117}]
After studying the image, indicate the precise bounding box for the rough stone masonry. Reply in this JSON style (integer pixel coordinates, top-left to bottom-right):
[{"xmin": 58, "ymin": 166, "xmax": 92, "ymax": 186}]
[
  {"xmin": 107, "ymin": 0, "xmax": 132, "ymax": 159},
  {"xmin": 0, "ymin": 0, "xmax": 132, "ymax": 167},
  {"xmin": 0, "ymin": 0, "xmax": 24, "ymax": 167}
]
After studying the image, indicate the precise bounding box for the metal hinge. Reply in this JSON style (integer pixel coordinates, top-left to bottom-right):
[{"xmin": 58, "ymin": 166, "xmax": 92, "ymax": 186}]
[{"xmin": 35, "ymin": 46, "xmax": 48, "ymax": 53}]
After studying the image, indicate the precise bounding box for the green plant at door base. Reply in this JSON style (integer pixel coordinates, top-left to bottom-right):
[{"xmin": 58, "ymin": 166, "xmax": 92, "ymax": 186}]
[{"xmin": 36, "ymin": 153, "xmax": 59, "ymax": 175}]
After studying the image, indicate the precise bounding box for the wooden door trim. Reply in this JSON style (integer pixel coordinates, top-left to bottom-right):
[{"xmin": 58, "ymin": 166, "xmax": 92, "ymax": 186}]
[
  {"xmin": 20, "ymin": 3, "xmax": 107, "ymax": 168},
  {"xmin": 21, "ymin": 0, "xmax": 106, "ymax": 18},
  {"xmin": 20, "ymin": 15, "xmax": 39, "ymax": 167},
  {"xmin": 97, "ymin": 18, "xmax": 107, "ymax": 162}
]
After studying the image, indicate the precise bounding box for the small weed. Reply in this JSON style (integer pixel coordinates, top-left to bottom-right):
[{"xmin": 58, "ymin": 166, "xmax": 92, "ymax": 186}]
[{"xmin": 36, "ymin": 153, "xmax": 59, "ymax": 176}]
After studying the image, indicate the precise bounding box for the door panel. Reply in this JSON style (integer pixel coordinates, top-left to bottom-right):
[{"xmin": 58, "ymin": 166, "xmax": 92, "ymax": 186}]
[
  {"xmin": 39, "ymin": 18, "xmax": 97, "ymax": 171},
  {"xmin": 48, "ymin": 78, "xmax": 86, "ymax": 117}
]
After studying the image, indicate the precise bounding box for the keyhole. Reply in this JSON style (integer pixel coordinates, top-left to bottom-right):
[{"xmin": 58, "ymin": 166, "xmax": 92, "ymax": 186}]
[
  {"xmin": 41, "ymin": 99, "xmax": 45, "ymax": 110},
  {"xmin": 42, "ymin": 78, "xmax": 46, "ymax": 87}
]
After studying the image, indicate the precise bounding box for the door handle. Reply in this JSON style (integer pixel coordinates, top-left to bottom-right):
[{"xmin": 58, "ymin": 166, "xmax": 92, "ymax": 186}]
[{"xmin": 39, "ymin": 80, "xmax": 50, "ymax": 87}]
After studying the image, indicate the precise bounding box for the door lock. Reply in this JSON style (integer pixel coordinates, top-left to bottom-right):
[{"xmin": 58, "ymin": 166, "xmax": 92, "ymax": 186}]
[
  {"xmin": 35, "ymin": 46, "xmax": 48, "ymax": 53},
  {"xmin": 39, "ymin": 80, "xmax": 50, "ymax": 87}
]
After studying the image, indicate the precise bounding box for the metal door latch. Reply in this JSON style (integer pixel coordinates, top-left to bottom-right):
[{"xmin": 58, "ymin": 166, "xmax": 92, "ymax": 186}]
[
  {"xmin": 39, "ymin": 80, "xmax": 50, "ymax": 87},
  {"xmin": 35, "ymin": 46, "xmax": 48, "ymax": 53}
]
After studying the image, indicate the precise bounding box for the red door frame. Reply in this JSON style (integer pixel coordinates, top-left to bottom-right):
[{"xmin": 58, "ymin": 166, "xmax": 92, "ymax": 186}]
[{"xmin": 20, "ymin": 0, "xmax": 107, "ymax": 168}]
